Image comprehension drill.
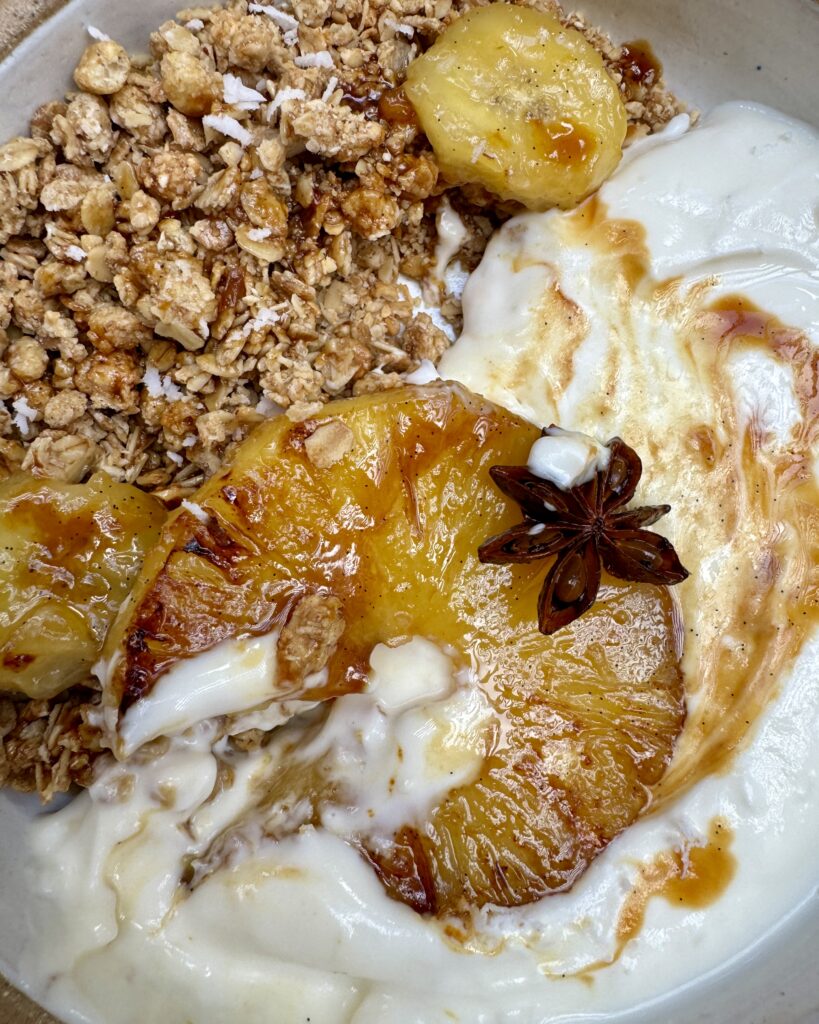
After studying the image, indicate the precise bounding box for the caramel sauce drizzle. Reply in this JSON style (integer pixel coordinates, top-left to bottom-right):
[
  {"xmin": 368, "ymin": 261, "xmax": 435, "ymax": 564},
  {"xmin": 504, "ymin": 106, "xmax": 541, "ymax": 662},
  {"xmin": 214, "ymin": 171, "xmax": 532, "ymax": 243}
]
[
  {"xmin": 549, "ymin": 199, "xmax": 819, "ymax": 808},
  {"xmin": 570, "ymin": 817, "xmax": 736, "ymax": 978}
]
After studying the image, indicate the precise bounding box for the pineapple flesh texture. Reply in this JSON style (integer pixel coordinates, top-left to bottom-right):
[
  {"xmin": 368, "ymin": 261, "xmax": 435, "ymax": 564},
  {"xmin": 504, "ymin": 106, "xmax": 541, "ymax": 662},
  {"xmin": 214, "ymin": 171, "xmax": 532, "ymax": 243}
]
[
  {"xmin": 107, "ymin": 383, "xmax": 685, "ymax": 915},
  {"xmin": 404, "ymin": 4, "xmax": 628, "ymax": 210},
  {"xmin": 0, "ymin": 472, "xmax": 164, "ymax": 699}
]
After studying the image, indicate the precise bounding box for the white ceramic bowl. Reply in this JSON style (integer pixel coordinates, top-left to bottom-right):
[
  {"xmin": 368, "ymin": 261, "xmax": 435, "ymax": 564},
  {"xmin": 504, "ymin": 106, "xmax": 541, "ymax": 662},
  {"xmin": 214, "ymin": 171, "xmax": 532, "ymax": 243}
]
[{"xmin": 0, "ymin": 2, "xmax": 817, "ymax": 1021}]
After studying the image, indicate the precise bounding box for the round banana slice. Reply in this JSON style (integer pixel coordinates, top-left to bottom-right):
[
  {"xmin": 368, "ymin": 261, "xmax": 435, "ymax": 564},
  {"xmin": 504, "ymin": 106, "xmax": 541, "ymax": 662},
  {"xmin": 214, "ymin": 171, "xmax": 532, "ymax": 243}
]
[{"xmin": 404, "ymin": 4, "xmax": 628, "ymax": 209}]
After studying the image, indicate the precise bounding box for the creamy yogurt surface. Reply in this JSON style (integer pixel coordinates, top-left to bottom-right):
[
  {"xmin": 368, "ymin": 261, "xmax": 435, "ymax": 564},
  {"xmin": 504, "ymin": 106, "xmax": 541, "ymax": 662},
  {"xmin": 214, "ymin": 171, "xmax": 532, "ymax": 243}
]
[{"xmin": 10, "ymin": 102, "xmax": 819, "ymax": 1024}]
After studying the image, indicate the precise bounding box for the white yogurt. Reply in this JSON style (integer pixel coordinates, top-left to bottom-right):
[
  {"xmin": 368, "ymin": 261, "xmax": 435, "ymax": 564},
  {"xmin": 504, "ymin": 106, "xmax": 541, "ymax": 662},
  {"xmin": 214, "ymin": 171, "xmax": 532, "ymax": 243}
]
[
  {"xmin": 527, "ymin": 426, "xmax": 611, "ymax": 489},
  {"xmin": 16, "ymin": 102, "xmax": 819, "ymax": 1024}
]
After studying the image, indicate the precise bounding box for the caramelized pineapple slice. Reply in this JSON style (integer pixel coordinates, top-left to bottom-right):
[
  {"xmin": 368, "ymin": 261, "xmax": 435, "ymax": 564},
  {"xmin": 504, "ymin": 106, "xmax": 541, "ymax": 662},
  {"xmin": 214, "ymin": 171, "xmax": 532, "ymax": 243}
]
[
  {"xmin": 106, "ymin": 383, "xmax": 684, "ymax": 913},
  {"xmin": 404, "ymin": 4, "xmax": 627, "ymax": 209},
  {"xmin": 0, "ymin": 472, "xmax": 163, "ymax": 699}
]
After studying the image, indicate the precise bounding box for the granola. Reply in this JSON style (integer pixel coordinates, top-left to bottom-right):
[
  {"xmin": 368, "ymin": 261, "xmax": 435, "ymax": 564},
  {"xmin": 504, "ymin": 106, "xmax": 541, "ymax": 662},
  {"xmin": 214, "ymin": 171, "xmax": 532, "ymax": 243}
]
[{"xmin": 0, "ymin": 0, "xmax": 684, "ymax": 798}]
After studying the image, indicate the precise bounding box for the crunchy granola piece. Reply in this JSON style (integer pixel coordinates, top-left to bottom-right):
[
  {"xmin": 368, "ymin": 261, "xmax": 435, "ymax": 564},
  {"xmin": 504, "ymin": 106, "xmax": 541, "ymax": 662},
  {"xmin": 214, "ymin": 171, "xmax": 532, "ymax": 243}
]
[
  {"xmin": 341, "ymin": 186, "xmax": 401, "ymax": 240},
  {"xmin": 109, "ymin": 84, "xmax": 166, "ymax": 146},
  {"xmin": 73, "ymin": 40, "xmax": 131, "ymax": 96},
  {"xmin": 403, "ymin": 312, "xmax": 450, "ymax": 364},
  {"xmin": 303, "ymin": 418, "xmax": 354, "ymax": 468},
  {"xmin": 167, "ymin": 108, "xmax": 208, "ymax": 151},
  {"xmin": 74, "ymin": 349, "xmax": 141, "ymax": 412},
  {"xmin": 235, "ymin": 225, "xmax": 286, "ymax": 263},
  {"xmin": 81, "ymin": 184, "xmax": 117, "ymax": 236},
  {"xmin": 288, "ymin": 102, "xmax": 386, "ymax": 162},
  {"xmin": 0, "ymin": 691, "xmax": 105, "ymax": 801},
  {"xmin": 39, "ymin": 310, "xmax": 84, "ymax": 362},
  {"xmin": 240, "ymin": 178, "xmax": 288, "ymax": 233},
  {"xmin": 352, "ymin": 369, "xmax": 406, "ymax": 395},
  {"xmin": 148, "ymin": 255, "xmax": 217, "ymax": 339},
  {"xmin": 189, "ymin": 217, "xmax": 233, "ymax": 252},
  {"xmin": 160, "ymin": 51, "xmax": 220, "ymax": 117},
  {"xmin": 86, "ymin": 304, "xmax": 152, "ymax": 353},
  {"xmin": 11, "ymin": 282, "xmax": 43, "ymax": 335},
  {"xmin": 314, "ymin": 334, "xmax": 373, "ymax": 394},
  {"xmin": 43, "ymin": 390, "xmax": 87, "ymax": 428},
  {"xmin": 278, "ymin": 593, "xmax": 345, "ymax": 681},
  {"xmin": 0, "ymin": 174, "xmax": 27, "ymax": 245},
  {"xmin": 209, "ymin": 9, "xmax": 285, "ymax": 74},
  {"xmin": 128, "ymin": 189, "xmax": 162, "ymax": 233},
  {"xmin": 150, "ymin": 20, "xmax": 202, "ymax": 58},
  {"xmin": 21, "ymin": 430, "xmax": 99, "ymax": 482},
  {"xmin": 139, "ymin": 150, "xmax": 206, "ymax": 209},
  {"xmin": 195, "ymin": 166, "xmax": 241, "ymax": 212},
  {"xmin": 0, "ymin": 136, "xmax": 49, "ymax": 173},
  {"xmin": 260, "ymin": 359, "xmax": 325, "ymax": 408},
  {"xmin": 7, "ymin": 335, "xmax": 48, "ymax": 383},
  {"xmin": 58, "ymin": 93, "xmax": 116, "ymax": 166},
  {"xmin": 33, "ymin": 258, "xmax": 87, "ymax": 297}
]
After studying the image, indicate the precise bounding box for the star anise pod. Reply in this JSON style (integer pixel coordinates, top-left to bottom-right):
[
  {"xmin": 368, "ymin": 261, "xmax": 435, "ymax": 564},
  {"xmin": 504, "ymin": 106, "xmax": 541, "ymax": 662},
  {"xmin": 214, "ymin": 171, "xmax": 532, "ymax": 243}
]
[{"xmin": 478, "ymin": 435, "xmax": 689, "ymax": 635}]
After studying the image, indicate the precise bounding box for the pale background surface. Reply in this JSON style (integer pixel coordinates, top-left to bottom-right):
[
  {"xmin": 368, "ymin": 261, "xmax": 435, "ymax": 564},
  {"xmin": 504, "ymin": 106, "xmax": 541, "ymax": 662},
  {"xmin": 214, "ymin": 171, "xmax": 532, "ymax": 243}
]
[{"xmin": 0, "ymin": 0, "xmax": 817, "ymax": 1022}]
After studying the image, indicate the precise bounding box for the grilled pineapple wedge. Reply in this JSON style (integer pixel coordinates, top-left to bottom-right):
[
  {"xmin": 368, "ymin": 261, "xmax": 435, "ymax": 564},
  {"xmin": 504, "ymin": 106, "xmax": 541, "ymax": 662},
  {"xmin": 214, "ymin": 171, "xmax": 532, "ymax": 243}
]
[
  {"xmin": 0, "ymin": 471, "xmax": 163, "ymax": 699},
  {"xmin": 404, "ymin": 4, "xmax": 628, "ymax": 209},
  {"xmin": 105, "ymin": 383, "xmax": 684, "ymax": 914}
]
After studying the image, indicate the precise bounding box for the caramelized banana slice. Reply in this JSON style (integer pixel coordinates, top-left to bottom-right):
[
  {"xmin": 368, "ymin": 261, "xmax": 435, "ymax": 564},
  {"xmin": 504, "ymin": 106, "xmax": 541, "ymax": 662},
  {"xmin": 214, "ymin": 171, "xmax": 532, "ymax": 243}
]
[
  {"xmin": 404, "ymin": 4, "xmax": 627, "ymax": 209},
  {"xmin": 106, "ymin": 384, "xmax": 684, "ymax": 913},
  {"xmin": 0, "ymin": 472, "xmax": 163, "ymax": 699}
]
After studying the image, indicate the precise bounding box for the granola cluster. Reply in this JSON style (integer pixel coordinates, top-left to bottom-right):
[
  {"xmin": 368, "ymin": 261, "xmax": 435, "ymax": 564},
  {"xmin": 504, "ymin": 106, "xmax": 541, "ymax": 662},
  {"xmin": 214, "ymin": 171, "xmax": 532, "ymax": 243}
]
[{"xmin": 0, "ymin": 0, "xmax": 683, "ymax": 798}]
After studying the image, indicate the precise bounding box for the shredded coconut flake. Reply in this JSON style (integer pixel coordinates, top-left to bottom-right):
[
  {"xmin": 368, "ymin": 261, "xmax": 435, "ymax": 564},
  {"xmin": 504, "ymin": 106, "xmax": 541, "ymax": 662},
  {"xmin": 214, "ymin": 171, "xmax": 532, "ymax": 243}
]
[
  {"xmin": 471, "ymin": 139, "xmax": 487, "ymax": 164},
  {"xmin": 202, "ymin": 113, "xmax": 253, "ymax": 148},
  {"xmin": 242, "ymin": 307, "xmax": 281, "ymax": 337},
  {"xmin": 321, "ymin": 75, "xmax": 339, "ymax": 103},
  {"xmin": 294, "ymin": 50, "xmax": 334, "ymax": 69},
  {"xmin": 223, "ymin": 73, "xmax": 266, "ymax": 111},
  {"xmin": 11, "ymin": 397, "xmax": 38, "ymax": 435},
  {"xmin": 249, "ymin": 168, "xmax": 263, "ymax": 179},
  {"xmin": 167, "ymin": 451, "xmax": 184, "ymax": 465},
  {"xmin": 181, "ymin": 435, "xmax": 197, "ymax": 448},
  {"xmin": 184, "ymin": 18, "xmax": 205, "ymax": 30},
  {"xmin": 246, "ymin": 227, "xmax": 272, "ymax": 241},
  {"xmin": 65, "ymin": 245, "xmax": 87, "ymax": 262},
  {"xmin": 396, "ymin": 23, "xmax": 415, "ymax": 38},
  {"xmin": 248, "ymin": 3, "xmax": 298, "ymax": 32},
  {"xmin": 142, "ymin": 366, "xmax": 183, "ymax": 402},
  {"xmin": 181, "ymin": 500, "xmax": 210, "ymax": 524},
  {"xmin": 283, "ymin": 27, "xmax": 298, "ymax": 46},
  {"xmin": 269, "ymin": 87, "xmax": 306, "ymax": 113},
  {"xmin": 87, "ymin": 25, "xmax": 110, "ymax": 41}
]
